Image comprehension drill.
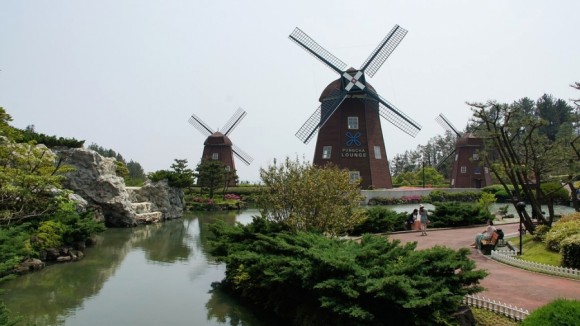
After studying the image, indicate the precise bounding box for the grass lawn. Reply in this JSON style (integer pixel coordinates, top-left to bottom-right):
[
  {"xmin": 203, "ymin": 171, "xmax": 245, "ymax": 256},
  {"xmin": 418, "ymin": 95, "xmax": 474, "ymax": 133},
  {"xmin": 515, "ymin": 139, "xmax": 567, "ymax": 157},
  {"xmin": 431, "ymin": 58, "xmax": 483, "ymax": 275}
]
[
  {"xmin": 472, "ymin": 307, "xmax": 521, "ymax": 325},
  {"xmin": 508, "ymin": 235, "xmax": 562, "ymax": 266}
]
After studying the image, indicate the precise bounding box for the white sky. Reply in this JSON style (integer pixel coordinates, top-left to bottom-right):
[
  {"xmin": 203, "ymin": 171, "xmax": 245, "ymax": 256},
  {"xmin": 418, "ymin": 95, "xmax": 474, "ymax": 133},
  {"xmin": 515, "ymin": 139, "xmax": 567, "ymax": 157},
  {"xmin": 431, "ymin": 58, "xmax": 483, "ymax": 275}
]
[{"xmin": 1, "ymin": 1, "xmax": 578, "ymax": 183}]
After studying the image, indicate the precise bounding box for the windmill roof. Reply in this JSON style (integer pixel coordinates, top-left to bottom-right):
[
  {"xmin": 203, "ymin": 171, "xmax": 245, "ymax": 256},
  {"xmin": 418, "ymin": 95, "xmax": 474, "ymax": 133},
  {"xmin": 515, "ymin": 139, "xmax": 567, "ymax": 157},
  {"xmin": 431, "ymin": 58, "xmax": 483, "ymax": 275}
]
[{"xmin": 204, "ymin": 132, "xmax": 233, "ymax": 146}]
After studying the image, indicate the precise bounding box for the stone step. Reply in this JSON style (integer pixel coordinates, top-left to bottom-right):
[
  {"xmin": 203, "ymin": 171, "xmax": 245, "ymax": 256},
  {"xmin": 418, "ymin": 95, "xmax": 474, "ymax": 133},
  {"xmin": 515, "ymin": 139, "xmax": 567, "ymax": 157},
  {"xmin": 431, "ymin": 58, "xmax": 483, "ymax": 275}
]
[
  {"xmin": 132, "ymin": 202, "xmax": 152, "ymax": 214},
  {"xmin": 135, "ymin": 211, "xmax": 162, "ymax": 224}
]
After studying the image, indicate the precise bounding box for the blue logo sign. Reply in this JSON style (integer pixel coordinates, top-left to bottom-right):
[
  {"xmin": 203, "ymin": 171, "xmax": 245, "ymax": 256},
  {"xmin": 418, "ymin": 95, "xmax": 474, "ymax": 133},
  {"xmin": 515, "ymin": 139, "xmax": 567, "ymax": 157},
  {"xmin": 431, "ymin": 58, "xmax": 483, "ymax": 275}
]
[{"xmin": 346, "ymin": 132, "xmax": 362, "ymax": 146}]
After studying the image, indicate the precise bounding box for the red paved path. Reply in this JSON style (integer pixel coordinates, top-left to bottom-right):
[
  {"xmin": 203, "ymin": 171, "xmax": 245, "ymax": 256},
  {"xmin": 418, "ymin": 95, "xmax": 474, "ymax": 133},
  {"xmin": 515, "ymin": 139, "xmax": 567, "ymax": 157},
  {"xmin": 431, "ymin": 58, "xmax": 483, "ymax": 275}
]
[{"xmin": 386, "ymin": 223, "xmax": 580, "ymax": 312}]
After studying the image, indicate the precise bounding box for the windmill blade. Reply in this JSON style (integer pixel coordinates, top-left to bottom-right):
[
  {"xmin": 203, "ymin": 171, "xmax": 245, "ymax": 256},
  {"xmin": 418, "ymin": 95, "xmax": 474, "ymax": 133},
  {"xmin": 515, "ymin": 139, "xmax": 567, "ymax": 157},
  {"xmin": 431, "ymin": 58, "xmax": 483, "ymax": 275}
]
[
  {"xmin": 188, "ymin": 114, "xmax": 214, "ymax": 137},
  {"xmin": 222, "ymin": 107, "xmax": 247, "ymax": 136},
  {"xmin": 360, "ymin": 25, "xmax": 408, "ymax": 78},
  {"xmin": 364, "ymin": 88, "xmax": 421, "ymax": 137},
  {"xmin": 231, "ymin": 143, "xmax": 253, "ymax": 166},
  {"xmin": 289, "ymin": 27, "xmax": 348, "ymax": 75},
  {"xmin": 295, "ymin": 91, "xmax": 348, "ymax": 144},
  {"xmin": 435, "ymin": 113, "xmax": 461, "ymax": 137},
  {"xmin": 436, "ymin": 149, "xmax": 456, "ymax": 170}
]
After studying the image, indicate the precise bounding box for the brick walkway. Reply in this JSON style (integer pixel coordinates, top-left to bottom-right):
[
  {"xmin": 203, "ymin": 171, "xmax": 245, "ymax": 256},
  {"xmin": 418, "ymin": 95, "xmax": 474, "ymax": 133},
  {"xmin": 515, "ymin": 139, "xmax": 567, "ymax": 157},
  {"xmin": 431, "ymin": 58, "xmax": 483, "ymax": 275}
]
[{"xmin": 386, "ymin": 223, "xmax": 580, "ymax": 312}]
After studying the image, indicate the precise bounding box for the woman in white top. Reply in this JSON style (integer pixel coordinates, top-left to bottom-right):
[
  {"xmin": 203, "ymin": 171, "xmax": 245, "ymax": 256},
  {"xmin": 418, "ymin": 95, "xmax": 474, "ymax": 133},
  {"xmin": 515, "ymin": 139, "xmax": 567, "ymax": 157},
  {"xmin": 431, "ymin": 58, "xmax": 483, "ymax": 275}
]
[{"xmin": 473, "ymin": 220, "xmax": 496, "ymax": 249}]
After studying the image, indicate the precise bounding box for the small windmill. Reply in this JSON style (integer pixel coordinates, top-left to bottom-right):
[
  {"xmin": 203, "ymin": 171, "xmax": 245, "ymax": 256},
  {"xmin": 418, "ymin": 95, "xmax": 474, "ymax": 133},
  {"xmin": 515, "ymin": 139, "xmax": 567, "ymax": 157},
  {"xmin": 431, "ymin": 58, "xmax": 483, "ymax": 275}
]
[
  {"xmin": 188, "ymin": 108, "xmax": 253, "ymax": 185},
  {"xmin": 289, "ymin": 25, "xmax": 421, "ymax": 189},
  {"xmin": 435, "ymin": 113, "xmax": 491, "ymax": 188}
]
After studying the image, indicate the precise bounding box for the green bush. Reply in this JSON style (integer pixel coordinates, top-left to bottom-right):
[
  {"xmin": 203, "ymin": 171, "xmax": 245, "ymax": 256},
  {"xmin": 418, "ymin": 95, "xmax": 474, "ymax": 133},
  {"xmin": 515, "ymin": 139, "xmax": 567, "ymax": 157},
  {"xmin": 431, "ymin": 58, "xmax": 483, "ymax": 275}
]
[
  {"xmin": 521, "ymin": 299, "xmax": 580, "ymax": 326},
  {"xmin": 544, "ymin": 220, "xmax": 580, "ymax": 252},
  {"xmin": 429, "ymin": 202, "xmax": 492, "ymax": 228},
  {"xmin": 33, "ymin": 220, "xmax": 66, "ymax": 252},
  {"xmin": 532, "ymin": 224, "xmax": 550, "ymax": 242},
  {"xmin": 0, "ymin": 224, "xmax": 33, "ymax": 277},
  {"xmin": 209, "ymin": 218, "xmax": 488, "ymax": 326},
  {"xmin": 482, "ymin": 185, "xmax": 514, "ymax": 202},
  {"xmin": 349, "ymin": 207, "xmax": 408, "ymax": 236},
  {"xmin": 560, "ymin": 234, "xmax": 580, "ymax": 269},
  {"xmin": 428, "ymin": 190, "xmax": 481, "ymax": 203}
]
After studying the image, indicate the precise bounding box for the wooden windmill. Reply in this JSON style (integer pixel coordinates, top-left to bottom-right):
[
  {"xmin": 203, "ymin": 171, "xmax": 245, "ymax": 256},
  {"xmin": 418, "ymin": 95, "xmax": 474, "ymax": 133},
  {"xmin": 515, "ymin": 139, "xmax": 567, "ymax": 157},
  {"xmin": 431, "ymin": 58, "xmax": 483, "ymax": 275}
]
[
  {"xmin": 289, "ymin": 25, "xmax": 421, "ymax": 189},
  {"xmin": 435, "ymin": 113, "xmax": 491, "ymax": 188},
  {"xmin": 188, "ymin": 108, "xmax": 253, "ymax": 185}
]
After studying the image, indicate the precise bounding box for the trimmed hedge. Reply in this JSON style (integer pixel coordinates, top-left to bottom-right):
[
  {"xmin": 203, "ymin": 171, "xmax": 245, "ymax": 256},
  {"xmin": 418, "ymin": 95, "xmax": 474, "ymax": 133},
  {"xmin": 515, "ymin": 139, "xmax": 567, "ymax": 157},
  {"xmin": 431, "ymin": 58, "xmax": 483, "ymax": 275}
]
[
  {"xmin": 560, "ymin": 234, "xmax": 580, "ymax": 269},
  {"xmin": 521, "ymin": 299, "xmax": 580, "ymax": 326}
]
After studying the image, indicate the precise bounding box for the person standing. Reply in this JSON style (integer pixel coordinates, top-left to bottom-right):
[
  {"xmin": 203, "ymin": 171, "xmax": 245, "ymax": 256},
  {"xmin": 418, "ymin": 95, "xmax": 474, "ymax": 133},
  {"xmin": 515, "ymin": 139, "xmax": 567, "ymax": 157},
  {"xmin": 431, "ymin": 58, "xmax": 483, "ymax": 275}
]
[{"xmin": 419, "ymin": 204, "xmax": 429, "ymax": 236}]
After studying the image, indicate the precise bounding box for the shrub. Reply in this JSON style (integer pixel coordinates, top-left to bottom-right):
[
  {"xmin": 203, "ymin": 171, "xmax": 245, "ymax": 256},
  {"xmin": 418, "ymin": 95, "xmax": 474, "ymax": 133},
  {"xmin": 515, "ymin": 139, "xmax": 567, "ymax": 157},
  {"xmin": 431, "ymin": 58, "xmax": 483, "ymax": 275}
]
[
  {"xmin": 482, "ymin": 185, "xmax": 514, "ymax": 202},
  {"xmin": 544, "ymin": 220, "xmax": 580, "ymax": 252},
  {"xmin": 560, "ymin": 234, "xmax": 580, "ymax": 269},
  {"xmin": 0, "ymin": 224, "xmax": 33, "ymax": 276},
  {"xmin": 558, "ymin": 212, "xmax": 580, "ymax": 223},
  {"xmin": 429, "ymin": 190, "xmax": 481, "ymax": 203},
  {"xmin": 349, "ymin": 207, "xmax": 408, "ymax": 235},
  {"xmin": 532, "ymin": 224, "xmax": 550, "ymax": 242},
  {"xmin": 429, "ymin": 202, "xmax": 492, "ymax": 228},
  {"xmin": 32, "ymin": 220, "xmax": 66, "ymax": 252},
  {"xmin": 521, "ymin": 299, "xmax": 580, "ymax": 326},
  {"xmin": 209, "ymin": 218, "xmax": 488, "ymax": 326}
]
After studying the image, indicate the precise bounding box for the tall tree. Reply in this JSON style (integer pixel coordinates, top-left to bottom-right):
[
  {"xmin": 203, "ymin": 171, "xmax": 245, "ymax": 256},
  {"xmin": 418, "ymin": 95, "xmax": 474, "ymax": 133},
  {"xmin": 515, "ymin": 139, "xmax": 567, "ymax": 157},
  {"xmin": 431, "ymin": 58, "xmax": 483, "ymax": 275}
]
[
  {"xmin": 469, "ymin": 94, "xmax": 579, "ymax": 231},
  {"xmin": 195, "ymin": 159, "xmax": 226, "ymax": 198}
]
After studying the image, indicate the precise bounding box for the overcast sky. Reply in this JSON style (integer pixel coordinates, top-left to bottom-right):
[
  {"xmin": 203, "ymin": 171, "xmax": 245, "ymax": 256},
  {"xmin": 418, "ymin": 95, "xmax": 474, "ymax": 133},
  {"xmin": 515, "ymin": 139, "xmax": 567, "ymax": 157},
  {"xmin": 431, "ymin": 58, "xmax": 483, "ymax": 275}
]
[{"xmin": 1, "ymin": 1, "xmax": 578, "ymax": 183}]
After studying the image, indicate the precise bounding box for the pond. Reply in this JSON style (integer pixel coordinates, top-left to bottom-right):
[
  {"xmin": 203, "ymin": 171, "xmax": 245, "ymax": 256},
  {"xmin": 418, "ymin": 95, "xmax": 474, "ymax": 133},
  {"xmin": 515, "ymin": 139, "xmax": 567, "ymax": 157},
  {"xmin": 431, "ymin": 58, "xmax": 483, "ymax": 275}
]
[
  {"xmin": 1, "ymin": 203, "xmax": 576, "ymax": 325},
  {"xmin": 0, "ymin": 209, "xmax": 274, "ymax": 326}
]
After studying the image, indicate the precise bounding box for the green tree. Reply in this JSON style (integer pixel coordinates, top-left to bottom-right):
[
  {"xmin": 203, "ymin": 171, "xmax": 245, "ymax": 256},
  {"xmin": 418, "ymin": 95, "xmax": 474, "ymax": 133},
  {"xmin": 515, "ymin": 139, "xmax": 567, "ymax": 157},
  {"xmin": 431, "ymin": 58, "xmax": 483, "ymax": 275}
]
[
  {"xmin": 0, "ymin": 132, "xmax": 71, "ymax": 225},
  {"xmin": 149, "ymin": 159, "xmax": 195, "ymax": 189},
  {"xmin": 195, "ymin": 159, "xmax": 226, "ymax": 198},
  {"xmin": 469, "ymin": 94, "xmax": 579, "ymax": 231},
  {"xmin": 258, "ymin": 157, "xmax": 364, "ymax": 237}
]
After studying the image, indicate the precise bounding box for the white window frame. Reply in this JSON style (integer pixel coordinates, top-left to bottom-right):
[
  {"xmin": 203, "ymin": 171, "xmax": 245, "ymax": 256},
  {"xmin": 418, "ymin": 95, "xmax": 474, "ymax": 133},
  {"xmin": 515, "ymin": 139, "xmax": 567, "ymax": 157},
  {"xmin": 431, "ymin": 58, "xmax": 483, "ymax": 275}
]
[
  {"xmin": 322, "ymin": 146, "xmax": 332, "ymax": 159},
  {"xmin": 212, "ymin": 153, "xmax": 219, "ymax": 160},
  {"xmin": 472, "ymin": 153, "xmax": 480, "ymax": 161},
  {"xmin": 347, "ymin": 116, "xmax": 359, "ymax": 130},
  {"xmin": 460, "ymin": 166, "xmax": 467, "ymax": 174},
  {"xmin": 349, "ymin": 171, "xmax": 360, "ymax": 183},
  {"xmin": 374, "ymin": 146, "xmax": 381, "ymax": 159}
]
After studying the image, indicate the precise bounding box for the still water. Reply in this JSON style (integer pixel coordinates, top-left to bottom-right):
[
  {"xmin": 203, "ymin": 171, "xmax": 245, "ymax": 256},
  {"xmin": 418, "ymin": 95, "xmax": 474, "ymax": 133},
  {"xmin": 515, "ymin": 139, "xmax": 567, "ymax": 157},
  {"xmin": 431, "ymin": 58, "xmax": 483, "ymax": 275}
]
[
  {"xmin": 1, "ymin": 204, "xmax": 576, "ymax": 325},
  {"xmin": 1, "ymin": 209, "xmax": 269, "ymax": 326}
]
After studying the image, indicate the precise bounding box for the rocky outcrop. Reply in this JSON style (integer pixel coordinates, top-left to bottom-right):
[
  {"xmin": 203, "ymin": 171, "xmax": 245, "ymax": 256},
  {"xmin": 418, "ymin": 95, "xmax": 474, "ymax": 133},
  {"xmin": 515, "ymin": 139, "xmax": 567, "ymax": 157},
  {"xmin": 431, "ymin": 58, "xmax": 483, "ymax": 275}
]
[
  {"xmin": 54, "ymin": 148, "xmax": 185, "ymax": 227},
  {"xmin": 127, "ymin": 179, "xmax": 184, "ymax": 221},
  {"xmin": 55, "ymin": 147, "xmax": 137, "ymax": 227}
]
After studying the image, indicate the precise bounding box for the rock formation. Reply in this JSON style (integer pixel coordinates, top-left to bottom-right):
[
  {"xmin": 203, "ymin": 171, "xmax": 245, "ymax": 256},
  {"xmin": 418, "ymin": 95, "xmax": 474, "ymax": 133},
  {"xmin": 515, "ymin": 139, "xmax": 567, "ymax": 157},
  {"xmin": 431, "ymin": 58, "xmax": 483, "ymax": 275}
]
[{"xmin": 54, "ymin": 147, "xmax": 184, "ymax": 227}]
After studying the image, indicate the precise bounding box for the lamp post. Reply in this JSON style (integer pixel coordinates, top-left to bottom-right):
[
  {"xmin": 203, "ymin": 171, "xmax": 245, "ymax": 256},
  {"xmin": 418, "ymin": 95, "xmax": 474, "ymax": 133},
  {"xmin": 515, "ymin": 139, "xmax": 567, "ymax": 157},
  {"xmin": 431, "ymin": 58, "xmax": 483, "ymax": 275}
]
[
  {"xmin": 422, "ymin": 160, "xmax": 425, "ymax": 188},
  {"xmin": 516, "ymin": 201, "xmax": 526, "ymax": 255}
]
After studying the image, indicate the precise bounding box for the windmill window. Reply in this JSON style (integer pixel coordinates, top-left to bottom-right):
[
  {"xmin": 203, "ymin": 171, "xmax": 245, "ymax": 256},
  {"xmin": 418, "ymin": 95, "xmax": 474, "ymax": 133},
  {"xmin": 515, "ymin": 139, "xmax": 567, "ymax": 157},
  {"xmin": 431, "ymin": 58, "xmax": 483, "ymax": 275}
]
[
  {"xmin": 461, "ymin": 166, "xmax": 467, "ymax": 174},
  {"xmin": 347, "ymin": 117, "xmax": 359, "ymax": 130},
  {"xmin": 349, "ymin": 171, "xmax": 360, "ymax": 183},
  {"xmin": 225, "ymin": 166, "xmax": 231, "ymax": 171},
  {"xmin": 322, "ymin": 146, "xmax": 332, "ymax": 159},
  {"xmin": 472, "ymin": 153, "xmax": 480, "ymax": 161},
  {"xmin": 374, "ymin": 146, "xmax": 381, "ymax": 159},
  {"xmin": 212, "ymin": 153, "xmax": 219, "ymax": 160},
  {"xmin": 474, "ymin": 167, "xmax": 481, "ymax": 174}
]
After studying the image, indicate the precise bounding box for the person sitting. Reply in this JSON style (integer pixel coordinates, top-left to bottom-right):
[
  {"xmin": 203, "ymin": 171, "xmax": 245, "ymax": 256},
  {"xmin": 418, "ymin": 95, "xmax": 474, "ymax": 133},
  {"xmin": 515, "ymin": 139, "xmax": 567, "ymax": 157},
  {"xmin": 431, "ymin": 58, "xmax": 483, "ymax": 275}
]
[
  {"xmin": 472, "ymin": 220, "xmax": 496, "ymax": 250},
  {"xmin": 406, "ymin": 209, "xmax": 418, "ymax": 230}
]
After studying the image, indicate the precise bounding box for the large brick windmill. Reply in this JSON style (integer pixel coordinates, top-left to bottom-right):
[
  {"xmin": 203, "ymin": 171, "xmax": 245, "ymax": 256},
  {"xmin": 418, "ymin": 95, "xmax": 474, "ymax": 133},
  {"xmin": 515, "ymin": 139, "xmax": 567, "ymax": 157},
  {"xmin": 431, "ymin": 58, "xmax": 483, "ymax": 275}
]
[
  {"xmin": 289, "ymin": 25, "xmax": 422, "ymax": 189},
  {"xmin": 188, "ymin": 108, "xmax": 253, "ymax": 185},
  {"xmin": 435, "ymin": 113, "xmax": 491, "ymax": 188}
]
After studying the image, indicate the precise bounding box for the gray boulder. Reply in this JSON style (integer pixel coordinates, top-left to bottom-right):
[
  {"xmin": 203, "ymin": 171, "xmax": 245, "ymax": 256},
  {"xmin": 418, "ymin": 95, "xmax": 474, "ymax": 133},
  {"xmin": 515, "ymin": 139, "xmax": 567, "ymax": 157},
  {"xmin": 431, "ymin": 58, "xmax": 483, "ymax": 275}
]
[
  {"xmin": 127, "ymin": 179, "xmax": 184, "ymax": 221},
  {"xmin": 55, "ymin": 148, "xmax": 137, "ymax": 227}
]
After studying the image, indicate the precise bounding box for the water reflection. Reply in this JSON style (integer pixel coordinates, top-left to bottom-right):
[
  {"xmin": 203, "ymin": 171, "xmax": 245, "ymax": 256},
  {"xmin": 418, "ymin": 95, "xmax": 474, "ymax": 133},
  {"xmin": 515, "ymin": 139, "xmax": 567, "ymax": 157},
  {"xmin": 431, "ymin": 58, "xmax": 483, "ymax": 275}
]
[{"xmin": 0, "ymin": 209, "xmax": 266, "ymax": 326}]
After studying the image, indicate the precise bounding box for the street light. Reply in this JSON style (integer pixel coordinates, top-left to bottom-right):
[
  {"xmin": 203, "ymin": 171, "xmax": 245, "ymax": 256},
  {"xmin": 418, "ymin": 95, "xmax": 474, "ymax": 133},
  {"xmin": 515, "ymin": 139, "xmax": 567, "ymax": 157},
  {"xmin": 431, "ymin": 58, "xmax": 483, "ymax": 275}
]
[
  {"xmin": 516, "ymin": 201, "xmax": 526, "ymax": 255},
  {"xmin": 422, "ymin": 160, "xmax": 425, "ymax": 188}
]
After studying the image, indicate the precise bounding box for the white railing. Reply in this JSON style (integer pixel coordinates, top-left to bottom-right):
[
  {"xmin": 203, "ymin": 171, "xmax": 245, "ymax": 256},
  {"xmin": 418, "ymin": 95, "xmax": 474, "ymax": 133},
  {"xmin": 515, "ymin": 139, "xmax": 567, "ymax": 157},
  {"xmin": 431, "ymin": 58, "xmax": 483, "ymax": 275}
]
[
  {"xmin": 464, "ymin": 294, "xmax": 529, "ymax": 321},
  {"xmin": 493, "ymin": 248, "xmax": 518, "ymax": 256},
  {"xmin": 491, "ymin": 250, "xmax": 580, "ymax": 279}
]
